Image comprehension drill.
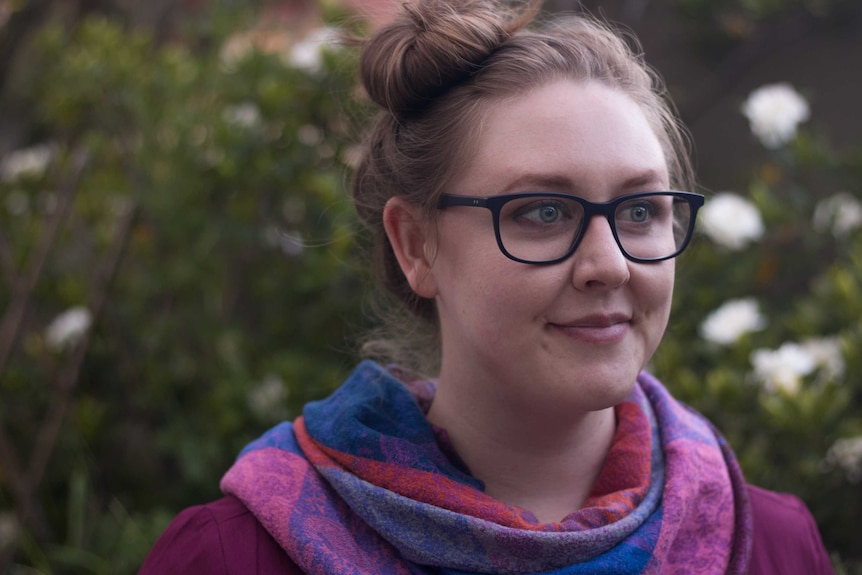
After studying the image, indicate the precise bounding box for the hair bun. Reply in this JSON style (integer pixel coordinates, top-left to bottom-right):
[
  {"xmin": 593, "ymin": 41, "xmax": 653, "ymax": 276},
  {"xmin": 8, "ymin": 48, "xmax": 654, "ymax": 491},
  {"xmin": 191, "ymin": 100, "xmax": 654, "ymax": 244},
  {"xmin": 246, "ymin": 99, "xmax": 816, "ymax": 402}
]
[{"xmin": 360, "ymin": 0, "xmax": 527, "ymax": 118}]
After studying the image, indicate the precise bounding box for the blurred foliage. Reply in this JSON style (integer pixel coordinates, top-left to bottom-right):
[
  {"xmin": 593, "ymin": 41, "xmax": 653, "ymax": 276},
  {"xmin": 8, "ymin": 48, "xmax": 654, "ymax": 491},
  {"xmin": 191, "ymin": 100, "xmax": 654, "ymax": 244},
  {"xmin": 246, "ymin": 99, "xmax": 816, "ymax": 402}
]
[
  {"xmin": 0, "ymin": 3, "xmax": 370, "ymax": 571},
  {"xmin": 654, "ymin": 132, "xmax": 862, "ymax": 572},
  {"xmin": 0, "ymin": 0, "xmax": 859, "ymax": 574}
]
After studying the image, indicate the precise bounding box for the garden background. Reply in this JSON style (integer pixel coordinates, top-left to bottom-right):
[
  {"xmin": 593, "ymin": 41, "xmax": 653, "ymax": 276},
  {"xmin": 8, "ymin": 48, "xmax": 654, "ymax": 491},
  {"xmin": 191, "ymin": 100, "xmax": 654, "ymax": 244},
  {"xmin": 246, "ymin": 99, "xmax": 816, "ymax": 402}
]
[{"xmin": 0, "ymin": 0, "xmax": 860, "ymax": 572}]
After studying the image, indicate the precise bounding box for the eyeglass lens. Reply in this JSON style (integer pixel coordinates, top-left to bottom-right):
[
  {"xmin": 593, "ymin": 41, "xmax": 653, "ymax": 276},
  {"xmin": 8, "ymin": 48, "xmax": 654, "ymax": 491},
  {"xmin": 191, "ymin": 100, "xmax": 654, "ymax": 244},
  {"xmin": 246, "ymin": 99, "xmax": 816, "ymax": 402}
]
[{"xmin": 497, "ymin": 194, "xmax": 692, "ymax": 263}]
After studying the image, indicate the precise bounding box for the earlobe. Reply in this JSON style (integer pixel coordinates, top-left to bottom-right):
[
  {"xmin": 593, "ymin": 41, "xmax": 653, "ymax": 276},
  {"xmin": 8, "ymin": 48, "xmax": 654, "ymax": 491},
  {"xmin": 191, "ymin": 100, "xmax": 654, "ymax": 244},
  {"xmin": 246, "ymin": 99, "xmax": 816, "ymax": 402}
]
[{"xmin": 382, "ymin": 197, "xmax": 438, "ymax": 298}]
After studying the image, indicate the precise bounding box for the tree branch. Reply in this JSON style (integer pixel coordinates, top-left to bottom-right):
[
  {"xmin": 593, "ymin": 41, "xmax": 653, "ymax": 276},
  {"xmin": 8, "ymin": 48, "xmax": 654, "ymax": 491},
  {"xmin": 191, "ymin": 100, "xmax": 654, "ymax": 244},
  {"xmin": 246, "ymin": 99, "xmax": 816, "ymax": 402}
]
[
  {"xmin": 27, "ymin": 202, "xmax": 139, "ymax": 495},
  {"xmin": 0, "ymin": 147, "xmax": 90, "ymax": 546},
  {"xmin": 0, "ymin": 227, "xmax": 17, "ymax": 289},
  {"xmin": 0, "ymin": 426, "xmax": 26, "ymax": 506},
  {"xmin": 0, "ymin": 0, "xmax": 55, "ymax": 94},
  {"xmin": 0, "ymin": 147, "xmax": 89, "ymax": 376}
]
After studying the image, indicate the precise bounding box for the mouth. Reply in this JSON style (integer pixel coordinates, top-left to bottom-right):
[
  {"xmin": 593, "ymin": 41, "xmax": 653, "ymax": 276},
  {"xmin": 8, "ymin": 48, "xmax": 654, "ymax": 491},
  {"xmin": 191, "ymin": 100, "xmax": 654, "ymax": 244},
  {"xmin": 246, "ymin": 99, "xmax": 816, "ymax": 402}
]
[{"xmin": 549, "ymin": 313, "xmax": 631, "ymax": 344}]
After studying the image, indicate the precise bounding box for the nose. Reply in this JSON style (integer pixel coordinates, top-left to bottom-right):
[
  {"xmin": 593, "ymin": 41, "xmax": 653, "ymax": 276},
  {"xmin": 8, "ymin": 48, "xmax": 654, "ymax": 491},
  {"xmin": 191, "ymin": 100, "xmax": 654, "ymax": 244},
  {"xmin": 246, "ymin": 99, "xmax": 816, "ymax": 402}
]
[{"xmin": 570, "ymin": 215, "xmax": 630, "ymax": 290}]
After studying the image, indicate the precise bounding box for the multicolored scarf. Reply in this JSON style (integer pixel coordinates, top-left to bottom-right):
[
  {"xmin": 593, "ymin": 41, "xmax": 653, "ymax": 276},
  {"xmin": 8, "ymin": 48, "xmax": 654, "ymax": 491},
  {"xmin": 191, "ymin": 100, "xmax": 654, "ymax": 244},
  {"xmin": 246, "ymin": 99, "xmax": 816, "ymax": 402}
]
[{"xmin": 221, "ymin": 360, "xmax": 752, "ymax": 574}]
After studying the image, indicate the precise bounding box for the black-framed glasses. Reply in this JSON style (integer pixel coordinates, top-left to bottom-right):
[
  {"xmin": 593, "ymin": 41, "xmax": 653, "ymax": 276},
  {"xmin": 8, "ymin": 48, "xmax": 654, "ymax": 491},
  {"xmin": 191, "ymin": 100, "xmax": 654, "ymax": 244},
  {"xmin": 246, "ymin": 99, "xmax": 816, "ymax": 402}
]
[{"xmin": 436, "ymin": 191, "xmax": 705, "ymax": 265}]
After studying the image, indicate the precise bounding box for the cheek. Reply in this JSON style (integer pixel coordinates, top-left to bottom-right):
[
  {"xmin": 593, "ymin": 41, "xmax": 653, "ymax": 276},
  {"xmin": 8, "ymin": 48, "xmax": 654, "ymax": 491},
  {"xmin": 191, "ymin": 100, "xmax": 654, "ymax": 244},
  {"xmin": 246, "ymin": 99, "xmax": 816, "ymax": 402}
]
[
  {"xmin": 661, "ymin": 263, "xmax": 676, "ymax": 309},
  {"xmin": 656, "ymin": 264, "xmax": 675, "ymax": 303},
  {"xmin": 441, "ymin": 260, "xmax": 529, "ymax": 318},
  {"xmin": 431, "ymin": 244, "xmax": 493, "ymax": 317},
  {"xmin": 432, "ymin": 224, "xmax": 517, "ymax": 299},
  {"xmin": 640, "ymin": 262, "xmax": 675, "ymax": 334},
  {"xmin": 433, "ymin": 248, "xmax": 541, "ymax": 341}
]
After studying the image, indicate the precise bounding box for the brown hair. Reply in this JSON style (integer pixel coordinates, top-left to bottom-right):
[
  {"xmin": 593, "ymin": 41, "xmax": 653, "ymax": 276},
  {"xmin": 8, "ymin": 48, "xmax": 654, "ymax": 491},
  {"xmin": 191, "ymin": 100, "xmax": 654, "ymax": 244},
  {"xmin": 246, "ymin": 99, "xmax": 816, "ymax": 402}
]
[{"xmin": 351, "ymin": 0, "xmax": 694, "ymax": 376}]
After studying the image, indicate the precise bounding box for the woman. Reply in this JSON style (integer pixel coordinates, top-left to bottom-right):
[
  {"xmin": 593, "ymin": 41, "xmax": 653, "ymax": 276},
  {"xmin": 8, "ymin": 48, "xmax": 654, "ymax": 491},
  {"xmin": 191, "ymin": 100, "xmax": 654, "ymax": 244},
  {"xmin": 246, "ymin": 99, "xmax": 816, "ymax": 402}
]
[{"xmin": 139, "ymin": 0, "xmax": 833, "ymax": 573}]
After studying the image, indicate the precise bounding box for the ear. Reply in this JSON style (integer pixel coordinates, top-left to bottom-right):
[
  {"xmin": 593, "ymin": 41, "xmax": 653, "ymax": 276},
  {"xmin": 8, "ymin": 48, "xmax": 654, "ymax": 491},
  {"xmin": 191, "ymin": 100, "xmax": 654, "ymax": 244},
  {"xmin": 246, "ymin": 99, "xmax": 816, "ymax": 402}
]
[{"xmin": 382, "ymin": 196, "xmax": 438, "ymax": 299}]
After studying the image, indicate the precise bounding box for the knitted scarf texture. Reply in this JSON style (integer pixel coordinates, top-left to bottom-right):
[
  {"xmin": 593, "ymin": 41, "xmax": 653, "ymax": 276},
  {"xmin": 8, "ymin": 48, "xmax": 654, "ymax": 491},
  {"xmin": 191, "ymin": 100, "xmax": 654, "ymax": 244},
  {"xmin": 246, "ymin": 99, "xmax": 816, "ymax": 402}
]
[{"xmin": 221, "ymin": 360, "xmax": 752, "ymax": 574}]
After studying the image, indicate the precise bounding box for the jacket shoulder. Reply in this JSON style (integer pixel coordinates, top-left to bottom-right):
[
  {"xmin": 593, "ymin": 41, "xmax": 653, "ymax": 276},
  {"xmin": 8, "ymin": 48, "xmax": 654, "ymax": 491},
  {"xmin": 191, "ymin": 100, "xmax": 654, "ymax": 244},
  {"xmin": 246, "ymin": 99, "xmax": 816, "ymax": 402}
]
[
  {"xmin": 748, "ymin": 484, "xmax": 834, "ymax": 575},
  {"xmin": 138, "ymin": 495, "xmax": 302, "ymax": 574}
]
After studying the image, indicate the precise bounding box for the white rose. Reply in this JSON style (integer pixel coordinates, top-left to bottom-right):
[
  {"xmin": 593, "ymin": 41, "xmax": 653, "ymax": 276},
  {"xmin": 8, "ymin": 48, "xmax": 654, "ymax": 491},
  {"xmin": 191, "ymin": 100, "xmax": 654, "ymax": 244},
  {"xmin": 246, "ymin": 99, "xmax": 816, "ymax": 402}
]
[
  {"xmin": 45, "ymin": 306, "xmax": 92, "ymax": 352},
  {"xmin": 750, "ymin": 342, "xmax": 816, "ymax": 395},
  {"xmin": 297, "ymin": 124, "xmax": 323, "ymax": 146},
  {"xmin": 698, "ymin": 193, "xmax": 765, "ymax": 250},
  {"xmin": 223, "ymin": 102, "xmax": 261, "ymax": 129},
  {"xmin": 248, "ymin": 374, "xmax": 288, "ymax": 420},
  {"xmin": 288, "ymin": 27, "xmax": 341, "ymax": 73},
  {"xmin": 824, "ymin": 436, "xmax": 862, "ymax": 484},
  {"xmin": 262, "ymin": 225, "xmax": 304, "ymax": 257},
  {"xmin": 220, "ymin": 31, "xmax": 255, "ymax": 67},
  {"xmin": 741, "ymin": 83, "xmax": 810, "ymax": 149},
  {"xmin": 1, "ymin": 143, "xmax": 54, "ymax": 182},
  {"xmin": 813, "ymin": 192, "xmax": 862, "ymax": 238},
  {"xmin": 801, "ymin": 336, "xmax": 845, "ymax": 380},
  {"xmin": 700, "ymin": 298, "xmax": 767, "ymax": 345}
]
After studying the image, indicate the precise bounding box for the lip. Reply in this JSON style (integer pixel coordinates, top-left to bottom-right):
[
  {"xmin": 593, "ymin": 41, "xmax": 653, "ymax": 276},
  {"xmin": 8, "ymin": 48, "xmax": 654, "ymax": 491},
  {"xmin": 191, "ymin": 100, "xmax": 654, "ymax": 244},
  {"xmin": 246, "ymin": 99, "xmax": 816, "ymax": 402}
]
[{"xmin": 549, "ymin": 313, "xmax": 631, "ymax": 344}]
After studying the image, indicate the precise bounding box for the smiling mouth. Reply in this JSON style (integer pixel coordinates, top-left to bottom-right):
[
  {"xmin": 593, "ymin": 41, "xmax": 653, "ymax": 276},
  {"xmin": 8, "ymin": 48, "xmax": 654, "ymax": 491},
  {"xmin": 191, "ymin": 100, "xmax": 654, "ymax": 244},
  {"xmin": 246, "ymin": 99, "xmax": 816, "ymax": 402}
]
[{"xmin": 550, "ymin": 315, "xmax": 630, "ymax": 344}]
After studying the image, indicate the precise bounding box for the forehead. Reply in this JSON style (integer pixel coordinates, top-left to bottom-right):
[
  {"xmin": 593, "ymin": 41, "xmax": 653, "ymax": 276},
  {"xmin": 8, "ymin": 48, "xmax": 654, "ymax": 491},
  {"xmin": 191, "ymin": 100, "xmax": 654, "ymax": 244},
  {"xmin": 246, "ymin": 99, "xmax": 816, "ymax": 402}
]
[{"xmin": 453, "ymin": 80, "xmax": 668, "ymax": 196}]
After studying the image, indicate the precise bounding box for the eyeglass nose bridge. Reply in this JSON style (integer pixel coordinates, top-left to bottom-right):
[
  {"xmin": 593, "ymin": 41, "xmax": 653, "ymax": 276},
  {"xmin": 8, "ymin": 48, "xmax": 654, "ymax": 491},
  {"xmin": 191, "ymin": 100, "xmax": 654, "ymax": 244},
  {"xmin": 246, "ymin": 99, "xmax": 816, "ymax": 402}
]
[{"xmin": 563, "ymin": 199, "xmax": 627, "ymax": 262}]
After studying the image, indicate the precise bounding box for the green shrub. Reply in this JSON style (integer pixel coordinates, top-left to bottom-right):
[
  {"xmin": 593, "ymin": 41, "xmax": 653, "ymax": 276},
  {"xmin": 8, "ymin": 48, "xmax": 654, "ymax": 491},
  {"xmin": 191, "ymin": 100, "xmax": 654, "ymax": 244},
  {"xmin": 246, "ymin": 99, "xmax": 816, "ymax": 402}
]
[{"xmin": 0, "ymin": 9, "xmax": 368, "ymax": 571}]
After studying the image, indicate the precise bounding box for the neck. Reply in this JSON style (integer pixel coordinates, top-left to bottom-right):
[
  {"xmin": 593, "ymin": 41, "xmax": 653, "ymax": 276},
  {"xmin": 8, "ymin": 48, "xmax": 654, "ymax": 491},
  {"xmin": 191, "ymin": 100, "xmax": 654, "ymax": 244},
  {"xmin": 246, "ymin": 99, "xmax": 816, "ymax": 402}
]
[{"xmin": 427, "ymin": 376, "xmax": 617, "ymax": 524}]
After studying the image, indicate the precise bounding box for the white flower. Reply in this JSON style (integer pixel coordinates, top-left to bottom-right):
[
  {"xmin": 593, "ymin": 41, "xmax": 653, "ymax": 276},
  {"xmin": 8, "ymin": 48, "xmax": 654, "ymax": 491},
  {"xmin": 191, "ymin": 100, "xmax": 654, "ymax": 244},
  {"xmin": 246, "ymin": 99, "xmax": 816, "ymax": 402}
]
[
  {"xmin": 248, "ymin": 374, "xmax": 288, "ymax": 420},
  {"xmin": 750, "ymin": 342, "xmax": 816, "ymax": 395},
  {"xmin": 698, "ymin": 193, "xmax": 765, "ymax": 250},
  {"xmin": 813, "ymin": 192, "xmax": 862, "ymax": 238},
  {"xmin": 700, "ymin": 298, "xmax": 767, "ymax": 345},
  {"xmin": 343, "ymin": 145, "xmax": 364, "ymax": 169},
  {"xmin": 801, "ymin": 336, "xmax": 845, "ymax": 380},
  {"xmin": 288, "ymin": 27, "xmax": 341, "ymax": 73},
  {"xmin": 297, "ymin": 124, "xmax": 322, "ymax": 146},
  {"xmin": 1, "ymin": 143, "xmax": 54, "ymax": 182},
  {"xmin": 220, "ymin": 32, "xmax": 255, "ymax": 67},
  {"xmin": 220, "ymin": 29, "xmax": 293, "ymax": 68},
  {"xmin": 824, "ymin": 436, "xmax": 862, "ymax": 483},
  {"xmin": 223, "ymin": 102, "xmax": 261, "ymax": 129},
  {"xmin": 45, "ymin": 306, "xmax": 92, "ymax": 351},
  {"xmin": 741, "ymin": 83, "xmax": 810, "ymax": 149},
  {"xmin": 262, "ymin": 225, "xmax": 304, "ymax": 257}
]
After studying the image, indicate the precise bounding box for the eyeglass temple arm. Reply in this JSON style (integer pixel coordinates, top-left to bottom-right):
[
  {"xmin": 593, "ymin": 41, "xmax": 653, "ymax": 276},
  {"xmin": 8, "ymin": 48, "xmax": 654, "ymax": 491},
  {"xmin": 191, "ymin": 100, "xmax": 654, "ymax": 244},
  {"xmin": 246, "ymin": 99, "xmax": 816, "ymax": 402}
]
[{"xmin": 436, "ymin": 195, "xmax": 488, "ymax": 209}]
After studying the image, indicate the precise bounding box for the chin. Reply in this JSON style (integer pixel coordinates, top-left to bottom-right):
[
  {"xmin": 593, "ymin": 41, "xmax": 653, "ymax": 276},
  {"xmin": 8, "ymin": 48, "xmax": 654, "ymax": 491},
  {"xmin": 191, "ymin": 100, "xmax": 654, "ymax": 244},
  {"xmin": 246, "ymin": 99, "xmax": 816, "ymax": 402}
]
[
  {"xmin": 567, "ymin": 365, "xmax": 642, "ymax": 410},
  {"xmin": 519, "ymin": 369, "xmax": 636, "ymax": 417}
]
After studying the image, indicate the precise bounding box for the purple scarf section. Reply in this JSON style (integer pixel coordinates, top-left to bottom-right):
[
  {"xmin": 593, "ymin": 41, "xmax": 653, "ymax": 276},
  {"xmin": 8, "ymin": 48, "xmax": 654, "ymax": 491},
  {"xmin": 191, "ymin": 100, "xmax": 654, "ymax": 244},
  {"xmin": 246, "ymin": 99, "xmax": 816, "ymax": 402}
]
[{"xmin": 221, "ymin": 361, "xmax": 752, "ymax": 574}]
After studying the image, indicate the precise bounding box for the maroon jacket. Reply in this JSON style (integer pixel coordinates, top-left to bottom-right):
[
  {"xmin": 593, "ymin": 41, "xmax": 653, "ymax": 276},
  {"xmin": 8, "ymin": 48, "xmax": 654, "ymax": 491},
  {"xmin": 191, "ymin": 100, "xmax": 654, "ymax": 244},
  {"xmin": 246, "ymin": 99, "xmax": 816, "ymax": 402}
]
[{"xmin": 139, "ymin": 484, "xmax": 834, "ymax": 574}]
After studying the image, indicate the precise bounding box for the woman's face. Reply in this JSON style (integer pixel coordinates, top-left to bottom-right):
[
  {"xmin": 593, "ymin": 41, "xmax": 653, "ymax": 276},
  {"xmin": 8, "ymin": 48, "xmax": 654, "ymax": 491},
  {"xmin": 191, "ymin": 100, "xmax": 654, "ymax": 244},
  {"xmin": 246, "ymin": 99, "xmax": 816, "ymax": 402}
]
[{"xmin": 414, "ymin": 80, "xmax": 676, "ymax": 416}]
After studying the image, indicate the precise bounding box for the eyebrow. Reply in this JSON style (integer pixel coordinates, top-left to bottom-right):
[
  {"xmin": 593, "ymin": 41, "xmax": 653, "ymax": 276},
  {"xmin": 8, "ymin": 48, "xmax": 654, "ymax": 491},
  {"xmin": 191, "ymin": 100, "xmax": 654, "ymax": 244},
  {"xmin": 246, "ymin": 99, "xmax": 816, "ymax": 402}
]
[
  {"xmin": 498, "ymin": 169, "xmax": 669, "ymax": 195},
  {"xmin": 499, "ymin": 173, "xmax": 574, "ymax": 194},
  {"xmin": 619, "ymin": 170, "xmax": 669, "ymax": 190}
]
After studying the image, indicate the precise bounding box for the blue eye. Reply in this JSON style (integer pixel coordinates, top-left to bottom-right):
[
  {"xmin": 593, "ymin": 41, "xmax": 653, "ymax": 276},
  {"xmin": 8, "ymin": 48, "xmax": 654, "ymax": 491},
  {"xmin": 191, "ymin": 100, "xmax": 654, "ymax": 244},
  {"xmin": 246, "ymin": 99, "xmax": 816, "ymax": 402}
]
[
  {"xmin": 629, "ymin": 204, "xmax": 650, "ymax": 222},
  {"xmin": 617, "ymin": 200, "xmax": 657, "ymax": 223},
  {"xmin": 513, "ymin": 200, "xmax": 571, "ymax": 225},
  {"xmin": 536, "ymin": 205, "xmax": 561, "ymax": 223}
]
